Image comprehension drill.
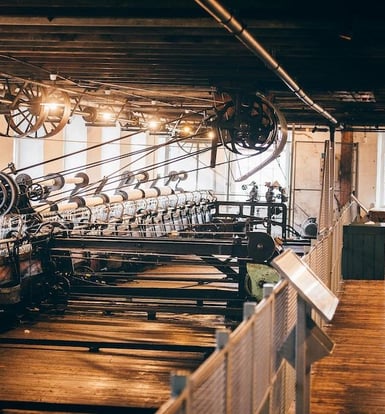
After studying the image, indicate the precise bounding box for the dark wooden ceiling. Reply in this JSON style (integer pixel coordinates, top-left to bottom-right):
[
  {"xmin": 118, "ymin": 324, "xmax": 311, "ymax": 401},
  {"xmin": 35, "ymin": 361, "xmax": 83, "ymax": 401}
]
[{"xmin": 0, "ymin": 0, "xmax": 385, "ymax": 130}]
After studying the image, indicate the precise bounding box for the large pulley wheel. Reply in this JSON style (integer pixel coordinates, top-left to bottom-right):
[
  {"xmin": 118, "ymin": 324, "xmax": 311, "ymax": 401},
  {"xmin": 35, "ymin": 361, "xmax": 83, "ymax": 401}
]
[
  {"xmin": 235, "ymin": 94, "xmax": 277, "ymax": 149},
  {"xmin": 172, "ymin": 116, "xmax": 213, "ymax": 155},
  {"xmin": 247, "ymin": 231, "xmax": 276, "ymax": 263},
  {"xmin": 26, "ymin": 88, "xmax": 71, "ymax": 138},
  {"xmin": 176, "ymin": 125, "xmax": 213, "ymax": 154},
  {"xmin": 0, "ymin": 172, "xmax": 19, "ymax": 215},
  {"xmin": 2, "ymin": 82, "xmax": 48, "ymax": 138},
  {"xmin": 213, "ymin": 92, "xmax": 286, "ymax": 159},
  {"xmin": 177, "ymin": 136, "xmax": 212, "ymax": 155}
]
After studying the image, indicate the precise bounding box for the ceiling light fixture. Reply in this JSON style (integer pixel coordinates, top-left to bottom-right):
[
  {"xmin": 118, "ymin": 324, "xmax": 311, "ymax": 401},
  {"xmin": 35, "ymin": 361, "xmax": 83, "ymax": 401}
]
[
  {"xmin": 207, "ymin": 129, "xmax": 216, "ymax": 139},
  {"xmin": 339, "ymin": 33, "xmax": 352, "ymax": 41},
  {"xmin": 101, "ymin": 112, "xmax": 113, "ymax": 121},
  {"xmin": 148, "ymin": 119, "xmax": 160, "ymax": 130}
]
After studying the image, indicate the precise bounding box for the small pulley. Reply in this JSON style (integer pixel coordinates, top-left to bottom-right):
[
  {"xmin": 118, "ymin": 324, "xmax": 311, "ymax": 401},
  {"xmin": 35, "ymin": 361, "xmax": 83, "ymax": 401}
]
[{"xmin": 26, "ymin": 183, "xmax": 49, "ymax": 201}]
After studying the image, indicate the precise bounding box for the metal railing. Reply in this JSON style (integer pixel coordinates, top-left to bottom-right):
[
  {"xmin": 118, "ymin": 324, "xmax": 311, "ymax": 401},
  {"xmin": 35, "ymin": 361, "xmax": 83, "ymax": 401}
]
[{"xmin": 155, "ymin": 201, "xmax": 358, "ymax": 414}]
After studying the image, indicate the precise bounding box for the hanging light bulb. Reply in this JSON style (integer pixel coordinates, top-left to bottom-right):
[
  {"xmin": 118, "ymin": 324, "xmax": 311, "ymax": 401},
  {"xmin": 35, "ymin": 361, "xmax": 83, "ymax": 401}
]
[
  {"xmin": 101, "ymin": 112, "xmax": 113, "ymax": 121},
  {"xmin": 207, "ymin": 129, "xmax": 216, "ymax": 139},
  {"xmin": 148, "ymin": 118, "xmax": 160, "ymax": 130},
  {"xmin": 182, "ymin": 125, "xmax": 192, "ymax": 135}
]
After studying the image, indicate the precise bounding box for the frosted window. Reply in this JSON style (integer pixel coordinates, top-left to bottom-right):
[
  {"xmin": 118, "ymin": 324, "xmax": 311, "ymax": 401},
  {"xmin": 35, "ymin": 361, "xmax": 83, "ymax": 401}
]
[
  {"xmin": 162, "ymin": 134, "xmax": 291, "ymax": 198},
  {"xmin": 64, "ymin": 115, "xmax": 87, "ymax": 172},
  {"xmin": 14, "ymin": 137, "xmax": 44, "ymax": 179},
  {"xmin": 100, "ymin": 124, "xmax": 121, "ymax": 193},
  {"xmin": 227, "ymin": 133, "xmax": 291, "ymax": 202},
  {"xmin": 376, "ymin": 133, "xmax": 385, "ymax": 207}
]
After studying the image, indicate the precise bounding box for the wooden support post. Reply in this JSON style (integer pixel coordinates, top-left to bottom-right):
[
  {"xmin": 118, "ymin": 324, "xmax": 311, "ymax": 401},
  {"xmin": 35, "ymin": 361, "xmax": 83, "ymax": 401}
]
[
  {"xmin": 340, "ymin": 129, "xmax": 354, "ymax": 207},
  {"xmin": 296, "ymin": 296, "xmax": 311, "ymax": 414}
]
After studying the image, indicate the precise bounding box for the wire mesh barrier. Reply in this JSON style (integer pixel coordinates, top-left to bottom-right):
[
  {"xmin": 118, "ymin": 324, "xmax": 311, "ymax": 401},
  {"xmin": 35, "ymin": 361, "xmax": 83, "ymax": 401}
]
[
  {"xmin": 155, "ymin": 201, "xmax": 358, "ymax": 414},
  {"xmin": 303, "ymin": 201, "xmax": 359, "ymax": 297}
]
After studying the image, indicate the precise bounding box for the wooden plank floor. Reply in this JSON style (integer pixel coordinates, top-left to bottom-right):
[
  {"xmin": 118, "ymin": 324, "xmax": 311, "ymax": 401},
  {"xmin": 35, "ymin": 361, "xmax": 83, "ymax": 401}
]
[
  {"xmin": 0, "ymin": 260, "xmax": 240, "ymax": 413},
  {"xmin": 0, "ymin": 308, "xmax": 226, "ymax": 413},
  {"xmin": 311, "ymin": 280, "xmax": 385, "ymax": 413}
]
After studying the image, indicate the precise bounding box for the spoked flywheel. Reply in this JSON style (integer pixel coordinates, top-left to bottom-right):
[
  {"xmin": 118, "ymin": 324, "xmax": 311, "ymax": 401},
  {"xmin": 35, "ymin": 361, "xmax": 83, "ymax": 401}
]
[
  {"xmin": 1, "ymin": 82, "xmax": 72, "ymax": 139},
  {"xmin": 26, "ymin": 88, "xmax": 71, "ymax": 138},
  {"xmin": 215, "ymin": 92, "xmax": 282, "ymax": 156},
  {"xmin": 1, "ymin": 81, "xmax": 49, "ymax": 138},
  {"xmin": 213, "ymin": 91, "xmax": 288, "ymax": 180}
]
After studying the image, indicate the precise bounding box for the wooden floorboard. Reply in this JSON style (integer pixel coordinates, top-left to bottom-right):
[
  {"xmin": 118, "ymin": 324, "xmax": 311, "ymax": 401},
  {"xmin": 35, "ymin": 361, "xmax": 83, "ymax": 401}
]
[
  {"xmin": 311, "ymin": 280, "xmax": 385, "ymax": 414},
  {"xmin": 8, "ymin": 267, "xmax": 384, "ymax": 413},
  {"xmin": 0, "ymin": 309, "xmax": 226, "ymax": 413},
  {"xmin": 0, "ymin": 261, "xmax": 238, "ymax": 413}
]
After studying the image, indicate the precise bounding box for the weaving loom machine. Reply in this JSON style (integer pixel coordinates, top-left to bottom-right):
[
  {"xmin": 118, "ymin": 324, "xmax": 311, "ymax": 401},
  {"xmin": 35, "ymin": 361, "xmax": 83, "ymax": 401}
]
[{"xmin": 0, "ymin": 89, "xmax": 294, "ymax": 323}]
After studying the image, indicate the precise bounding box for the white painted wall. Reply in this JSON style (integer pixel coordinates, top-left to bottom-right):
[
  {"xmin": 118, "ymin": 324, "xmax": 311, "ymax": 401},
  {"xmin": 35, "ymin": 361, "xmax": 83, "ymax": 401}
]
[
  {"xmin": 290, "ymin": 129, "xmax": 377, "ymax": 230},
  {"xmin": 354, "ymin": 132, "xmax": 377, "ymax": 210}
]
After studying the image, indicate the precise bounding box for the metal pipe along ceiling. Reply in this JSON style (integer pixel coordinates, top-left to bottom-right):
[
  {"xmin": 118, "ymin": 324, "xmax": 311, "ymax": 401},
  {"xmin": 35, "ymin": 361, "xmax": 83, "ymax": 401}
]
[{"xmin": 195, "ymin": 0, "xmax": 339, "ymax": 126}]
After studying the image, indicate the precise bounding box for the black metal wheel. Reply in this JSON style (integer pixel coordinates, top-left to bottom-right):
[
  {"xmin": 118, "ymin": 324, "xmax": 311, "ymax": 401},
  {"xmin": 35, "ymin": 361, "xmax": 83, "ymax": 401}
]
[
  {"xmin": 0, "ymin": 172, "xmax": 19, "ymax": 215},
  {"xmin": 26, "ymin": 183, "xmax": 47, "ymax": 201}
]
